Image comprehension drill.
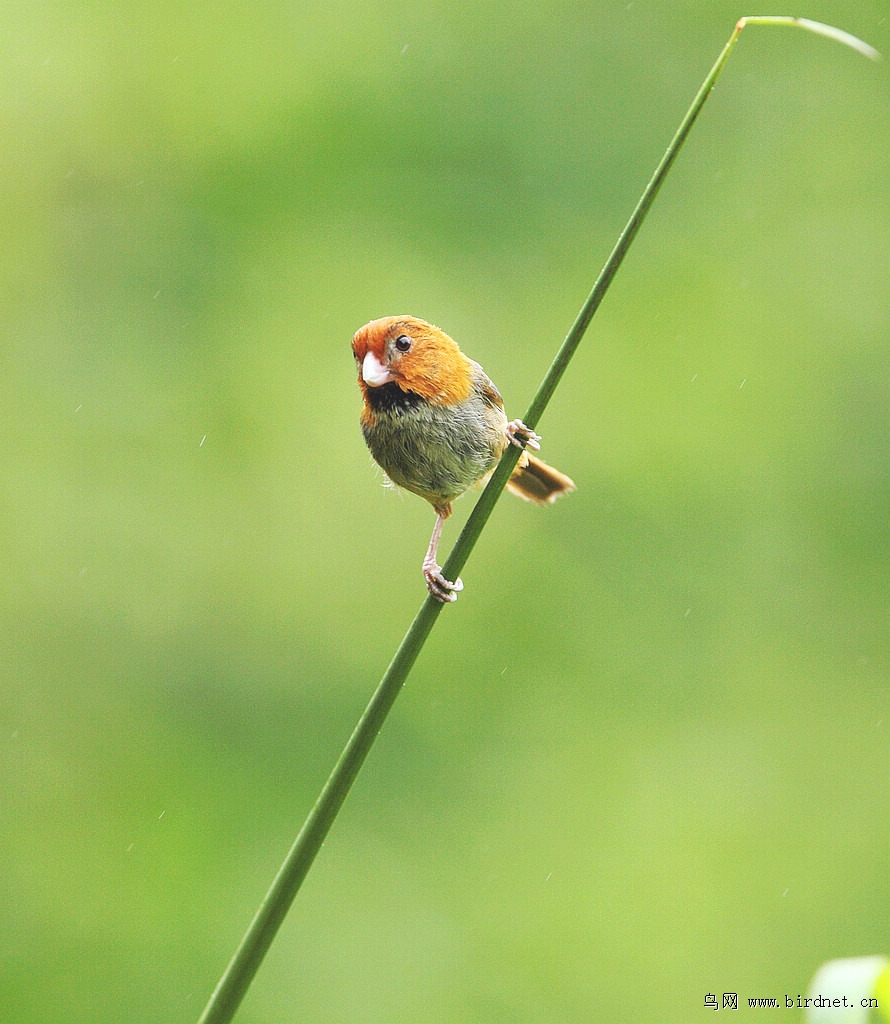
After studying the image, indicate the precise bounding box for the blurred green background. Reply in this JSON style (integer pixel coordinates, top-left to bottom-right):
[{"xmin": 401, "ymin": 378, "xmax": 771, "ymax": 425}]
[{"xmin": 2, "ymin": 2, "xmax": 889, "ymax": 1021}]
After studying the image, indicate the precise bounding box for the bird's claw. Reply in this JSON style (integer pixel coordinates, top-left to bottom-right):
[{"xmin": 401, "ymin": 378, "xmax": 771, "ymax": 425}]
[
  {"xmin": 423, "ymin": 563, "xmax": 464, "ymax": 603},
  {"xmin": 507, "ymin": 419, "xmax": 541, "ymax": 451}
]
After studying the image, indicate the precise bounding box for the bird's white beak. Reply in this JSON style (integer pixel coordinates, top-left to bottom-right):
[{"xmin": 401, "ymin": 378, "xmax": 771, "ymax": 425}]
[{"xmin": 362, "ymin": 351, "xmax": 393, "ymax": 387}]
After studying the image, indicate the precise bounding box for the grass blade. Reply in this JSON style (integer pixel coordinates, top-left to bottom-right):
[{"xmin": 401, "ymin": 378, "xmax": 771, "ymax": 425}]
[{"xmin": 196, "ymin": 16, "xmax": 878, "ymax": 1023}]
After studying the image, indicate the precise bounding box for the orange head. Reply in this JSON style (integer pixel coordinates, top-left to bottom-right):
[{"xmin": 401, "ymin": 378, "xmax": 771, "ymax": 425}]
[{"xmin": 351, "ymin": 316, "xmax": 474, "ymax": 406}]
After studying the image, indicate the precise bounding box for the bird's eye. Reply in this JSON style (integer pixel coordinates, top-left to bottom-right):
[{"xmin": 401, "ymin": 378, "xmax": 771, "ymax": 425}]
[{"xmin": 394, "ymin": 335, "xmax": 411, "ymax": 353}]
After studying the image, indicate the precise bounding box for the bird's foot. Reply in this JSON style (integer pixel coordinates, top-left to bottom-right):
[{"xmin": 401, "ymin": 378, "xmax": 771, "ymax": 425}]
[
  {"xmin": 423, "ymin": 561, "xmax": 464, "ymax": 603},
  {"xmin": 506, "ymin": 419, "xmax": 541, "ymax": 451}
]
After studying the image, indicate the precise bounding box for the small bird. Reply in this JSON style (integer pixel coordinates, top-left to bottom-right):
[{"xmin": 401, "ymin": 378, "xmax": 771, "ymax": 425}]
[{"xmin": 352, "ymin": 315, "xmax": 575, "ymax": 602}]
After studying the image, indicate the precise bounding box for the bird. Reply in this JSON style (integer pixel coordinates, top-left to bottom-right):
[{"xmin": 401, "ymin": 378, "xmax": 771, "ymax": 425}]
[{"xmin": 352, "ymin": 315, "xmax": 575, "ymax": 602}]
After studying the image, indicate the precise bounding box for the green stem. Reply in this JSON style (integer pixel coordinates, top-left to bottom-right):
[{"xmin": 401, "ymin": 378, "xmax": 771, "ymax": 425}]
[
  {"xmin": 196, "ymin": 598, "xmax": 444, "ymax": 1024},
  {"xmin": 196, "ymin": 17, "xmax": 877, "ymax": 1024}
]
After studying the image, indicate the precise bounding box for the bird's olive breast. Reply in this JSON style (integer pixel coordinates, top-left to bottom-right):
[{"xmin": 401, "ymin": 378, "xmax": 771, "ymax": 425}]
[{"xmin": 361, "ymin": 385, "xmax": 504, "ymax": 505}]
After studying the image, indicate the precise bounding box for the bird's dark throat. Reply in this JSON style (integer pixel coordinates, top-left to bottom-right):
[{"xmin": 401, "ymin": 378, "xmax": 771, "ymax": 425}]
[{"xmin": 365, "ymin": 382, "xmax": 424, "ymax": 416}]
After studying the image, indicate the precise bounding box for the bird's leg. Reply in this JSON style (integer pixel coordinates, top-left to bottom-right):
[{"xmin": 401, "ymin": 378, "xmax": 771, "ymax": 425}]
[
  {"xmin": 422, "ymin": 504, "xmax": 464, "ymax": 603},
  {"xmin": 506, "ymin": 419, "xmax": 541, "ymax": 451}
]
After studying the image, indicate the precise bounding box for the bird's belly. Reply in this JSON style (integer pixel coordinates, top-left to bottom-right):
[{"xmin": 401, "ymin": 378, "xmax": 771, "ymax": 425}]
[{"xmin": 363, "ymin": 398, "xmax": 501, "ymax": 506}]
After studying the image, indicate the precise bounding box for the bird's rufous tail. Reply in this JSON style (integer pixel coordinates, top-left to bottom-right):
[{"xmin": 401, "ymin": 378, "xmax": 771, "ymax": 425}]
[{"xmin": 507, "ymin": 453, "xmax": 575, "ymax": 505}]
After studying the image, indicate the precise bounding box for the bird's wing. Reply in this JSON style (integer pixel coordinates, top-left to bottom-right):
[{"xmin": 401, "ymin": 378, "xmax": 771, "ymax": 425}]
[{"xmin": 470, "ymin": 361, "xmax": 505, "ymax": 411}]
